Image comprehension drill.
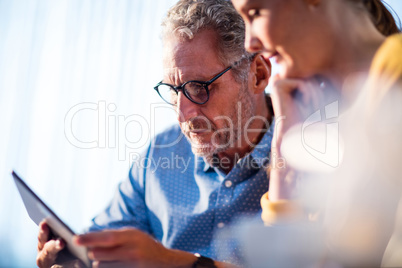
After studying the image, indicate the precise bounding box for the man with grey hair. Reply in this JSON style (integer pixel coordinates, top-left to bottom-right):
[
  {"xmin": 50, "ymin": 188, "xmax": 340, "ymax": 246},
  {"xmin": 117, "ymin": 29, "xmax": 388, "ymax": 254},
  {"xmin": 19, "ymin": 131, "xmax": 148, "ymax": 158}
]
[{"xmin": 36, "ymin": 0, "xmax": 273, "ymax": 267}]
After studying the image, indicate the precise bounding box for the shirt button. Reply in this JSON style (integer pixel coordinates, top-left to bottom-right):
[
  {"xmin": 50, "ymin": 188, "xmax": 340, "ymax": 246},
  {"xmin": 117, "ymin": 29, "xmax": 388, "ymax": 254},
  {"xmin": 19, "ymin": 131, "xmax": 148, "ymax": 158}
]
[
  {"xmin": 224, "ymin": 180, "xmax": 233, "ymax": 188},
  {"xmin": 217, "ymin": 222, "xmax": 225, "ymax": 228}
]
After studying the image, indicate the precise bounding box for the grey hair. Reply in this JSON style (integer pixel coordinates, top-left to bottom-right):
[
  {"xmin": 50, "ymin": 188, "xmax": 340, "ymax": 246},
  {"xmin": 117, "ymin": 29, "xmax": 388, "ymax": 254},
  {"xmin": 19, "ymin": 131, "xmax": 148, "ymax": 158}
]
[{"xmin": 161, "ymin": 0, "xmax": 253, "ymax": 84}]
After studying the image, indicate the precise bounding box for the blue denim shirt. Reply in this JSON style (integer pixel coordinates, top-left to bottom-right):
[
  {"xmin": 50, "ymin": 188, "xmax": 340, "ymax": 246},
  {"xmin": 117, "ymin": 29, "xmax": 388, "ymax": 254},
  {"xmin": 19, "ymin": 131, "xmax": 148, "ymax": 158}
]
[{"xmin": 90, "ymin": 123, "xmax": 273, "ymax": 260}]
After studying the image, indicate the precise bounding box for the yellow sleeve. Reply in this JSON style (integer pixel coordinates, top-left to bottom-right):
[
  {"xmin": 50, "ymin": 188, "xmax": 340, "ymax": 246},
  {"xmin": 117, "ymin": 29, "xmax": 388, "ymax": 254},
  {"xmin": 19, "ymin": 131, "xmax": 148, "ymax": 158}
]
[
  {"xmin": 260, "ymin": 192, "xmax": 305, "ymax": 225},
  {"xmin": 366, "ymin": 33, "xmax": 402, "ymax": 109}
]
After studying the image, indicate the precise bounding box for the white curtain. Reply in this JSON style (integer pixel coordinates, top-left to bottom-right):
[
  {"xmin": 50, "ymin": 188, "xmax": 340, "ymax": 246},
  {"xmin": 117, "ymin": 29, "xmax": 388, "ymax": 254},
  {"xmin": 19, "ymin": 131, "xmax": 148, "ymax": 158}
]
[
  {"xmin": 0, "ymin": 0, "xmax": 401, "ymax": 267},
  {"xmin": 0, "ymin": 0, "xmax": 177, "ymax": 266}
]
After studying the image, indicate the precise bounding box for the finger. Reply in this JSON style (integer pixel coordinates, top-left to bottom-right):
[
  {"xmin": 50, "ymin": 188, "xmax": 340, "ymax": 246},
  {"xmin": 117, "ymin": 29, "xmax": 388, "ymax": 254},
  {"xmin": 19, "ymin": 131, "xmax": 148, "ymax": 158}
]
[
  {"xmin": 75, "ymin": 229, "xmax": 138, "ymax": 247},
  {"xmin": 271, "ymin": 77, "xmax": 303, "ymax": 96},
  {"xmin": 271, "ymin": 78, "xmax": 306, "ymax": 118},
  {"xmin": 88, "ymin": 246, "xmax": 131, "ymax": 262},
  {"xmin": 270, "ymin": 79, "xmax": 302, "ymax": 120},
  {"xmin": 282, "ymin": 79, "xmax": 327, "ymax": 120},
  {"xmin": 36, "ymin": 239, "xmax": 64, "ymax": 268},
  {"xmin": 74, "ymin": 232, "xmax": 118, "ymax": 248},
  {"xmin": 38, "ymin": 222, "xmax": 51, "ymax": 251}
]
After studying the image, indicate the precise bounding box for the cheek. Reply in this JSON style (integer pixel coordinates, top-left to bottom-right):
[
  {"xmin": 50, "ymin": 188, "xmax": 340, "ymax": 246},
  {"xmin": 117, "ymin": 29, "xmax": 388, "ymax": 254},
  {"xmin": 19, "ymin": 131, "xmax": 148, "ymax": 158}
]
[
  {"xmin": 204, "ymin": 79, "xmax": 242, "ymax": 124},
  {"xmin": 201, "ymin": 102, "xmax": 233, "ymax": 129},
  {"xmin": 283, "ymin": 35, "xmax": 332, "ymax": 78},
  {"xmin": 254, "ymin": 18, "xmax": 275, "ymax": 46},
  {"xmin": 255, "ymin": 16, "xmax": 291, "ymax": 54},
  {"xmin": 200, "ymin": 107, "xmax": 223, "ymax": 128}
]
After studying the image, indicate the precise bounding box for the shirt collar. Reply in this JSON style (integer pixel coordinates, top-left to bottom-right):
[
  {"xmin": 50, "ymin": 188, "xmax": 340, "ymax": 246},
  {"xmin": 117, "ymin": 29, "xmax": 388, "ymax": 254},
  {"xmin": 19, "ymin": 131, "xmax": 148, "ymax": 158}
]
[{"xmin": 203, "ymin": 160, "xmax": 213, "ymax": 172}]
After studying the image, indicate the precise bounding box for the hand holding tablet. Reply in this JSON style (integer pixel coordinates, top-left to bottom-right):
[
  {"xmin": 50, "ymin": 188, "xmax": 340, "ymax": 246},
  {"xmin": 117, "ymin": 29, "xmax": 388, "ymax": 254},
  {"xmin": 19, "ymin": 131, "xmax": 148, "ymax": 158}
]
[{"xmin": 12, "ymin": 171, "xmax": 91, "ymax": 268}]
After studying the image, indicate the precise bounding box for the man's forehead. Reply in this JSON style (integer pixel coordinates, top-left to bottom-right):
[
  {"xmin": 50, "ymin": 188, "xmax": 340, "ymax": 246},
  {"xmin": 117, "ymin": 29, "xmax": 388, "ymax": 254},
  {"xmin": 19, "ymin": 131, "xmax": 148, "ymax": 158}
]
[
  {"xmin": 162, "ymin": 31, "xmax": 224, "ymax": 81},
  {"xmin": 162, "ymin": 61, "xmax": 215, "ymax": 83},
  {"xmin": 162, "ymin": 41, "xmax": 199, "ymax": 67}
]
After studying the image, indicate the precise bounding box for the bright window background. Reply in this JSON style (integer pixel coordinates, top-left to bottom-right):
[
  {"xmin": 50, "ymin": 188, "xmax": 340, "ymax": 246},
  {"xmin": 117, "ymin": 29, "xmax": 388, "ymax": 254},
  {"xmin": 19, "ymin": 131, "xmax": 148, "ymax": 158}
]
[{"xmin": 0, "ymin": 1, "xmax": 401, "ymax": 267}]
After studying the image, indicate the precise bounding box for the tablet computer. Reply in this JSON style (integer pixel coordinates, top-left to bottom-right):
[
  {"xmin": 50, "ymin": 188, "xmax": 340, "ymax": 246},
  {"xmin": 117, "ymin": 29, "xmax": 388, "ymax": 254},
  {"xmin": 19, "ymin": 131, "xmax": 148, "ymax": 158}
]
[{"xmin": 12, "ymin": 170, "xmax": 91, "ymax": 267}]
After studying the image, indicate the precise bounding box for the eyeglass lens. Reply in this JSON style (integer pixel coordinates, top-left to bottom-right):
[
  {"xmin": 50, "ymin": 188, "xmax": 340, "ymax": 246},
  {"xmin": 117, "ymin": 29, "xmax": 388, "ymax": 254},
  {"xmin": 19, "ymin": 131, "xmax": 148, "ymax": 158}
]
[{"xmin": 157, "ymin": 81, "xmax": 208, "ymax": 105}]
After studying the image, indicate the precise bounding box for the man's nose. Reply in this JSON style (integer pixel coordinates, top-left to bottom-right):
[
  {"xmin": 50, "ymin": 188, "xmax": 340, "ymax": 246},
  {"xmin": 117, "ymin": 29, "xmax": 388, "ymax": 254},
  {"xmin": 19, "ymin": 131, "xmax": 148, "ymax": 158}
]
[{"xmin": 176, "ymin": 92, "xmax": 199, "ymax": 123}]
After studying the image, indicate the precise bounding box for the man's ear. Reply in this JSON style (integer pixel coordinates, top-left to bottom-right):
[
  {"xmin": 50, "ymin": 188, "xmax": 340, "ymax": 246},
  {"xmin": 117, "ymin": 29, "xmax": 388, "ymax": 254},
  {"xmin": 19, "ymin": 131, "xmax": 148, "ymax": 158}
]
[{"xmin": 250, "ymin": 54, "xmax": 271, "ymax": 94}]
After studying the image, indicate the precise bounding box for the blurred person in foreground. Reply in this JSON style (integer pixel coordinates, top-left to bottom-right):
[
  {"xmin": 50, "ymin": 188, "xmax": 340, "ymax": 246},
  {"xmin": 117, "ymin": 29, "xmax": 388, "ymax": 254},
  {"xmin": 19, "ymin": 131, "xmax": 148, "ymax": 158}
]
[
  {"xmin": 232, "ymin": 0, "xmax": 402, "ymax": 267},
  {"xmin": 36, "ymin": 0, "xmax": 274, "ymax": 267}
]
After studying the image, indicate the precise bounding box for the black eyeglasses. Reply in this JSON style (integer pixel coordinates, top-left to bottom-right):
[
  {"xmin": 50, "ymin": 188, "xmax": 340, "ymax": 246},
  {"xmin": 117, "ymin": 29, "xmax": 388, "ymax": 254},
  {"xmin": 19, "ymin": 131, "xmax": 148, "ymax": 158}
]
[{"xmin": 154, "ymin": 65, "xmax": 232, "ymax": 106}]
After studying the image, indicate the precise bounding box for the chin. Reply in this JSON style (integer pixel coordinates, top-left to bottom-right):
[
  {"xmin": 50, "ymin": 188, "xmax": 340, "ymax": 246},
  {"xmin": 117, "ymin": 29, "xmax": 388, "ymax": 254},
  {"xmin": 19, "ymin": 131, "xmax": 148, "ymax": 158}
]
[
  {"xmin": 184, "ymin": 128, "xmax": 236, "ymax": 158},
  {"xmin": 191, "ymin": 144, "xmax": 214, "ymax": 157},
  {"xmin": 190, "ymin": 142, "xmax": 230, "ymax": 158}
]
